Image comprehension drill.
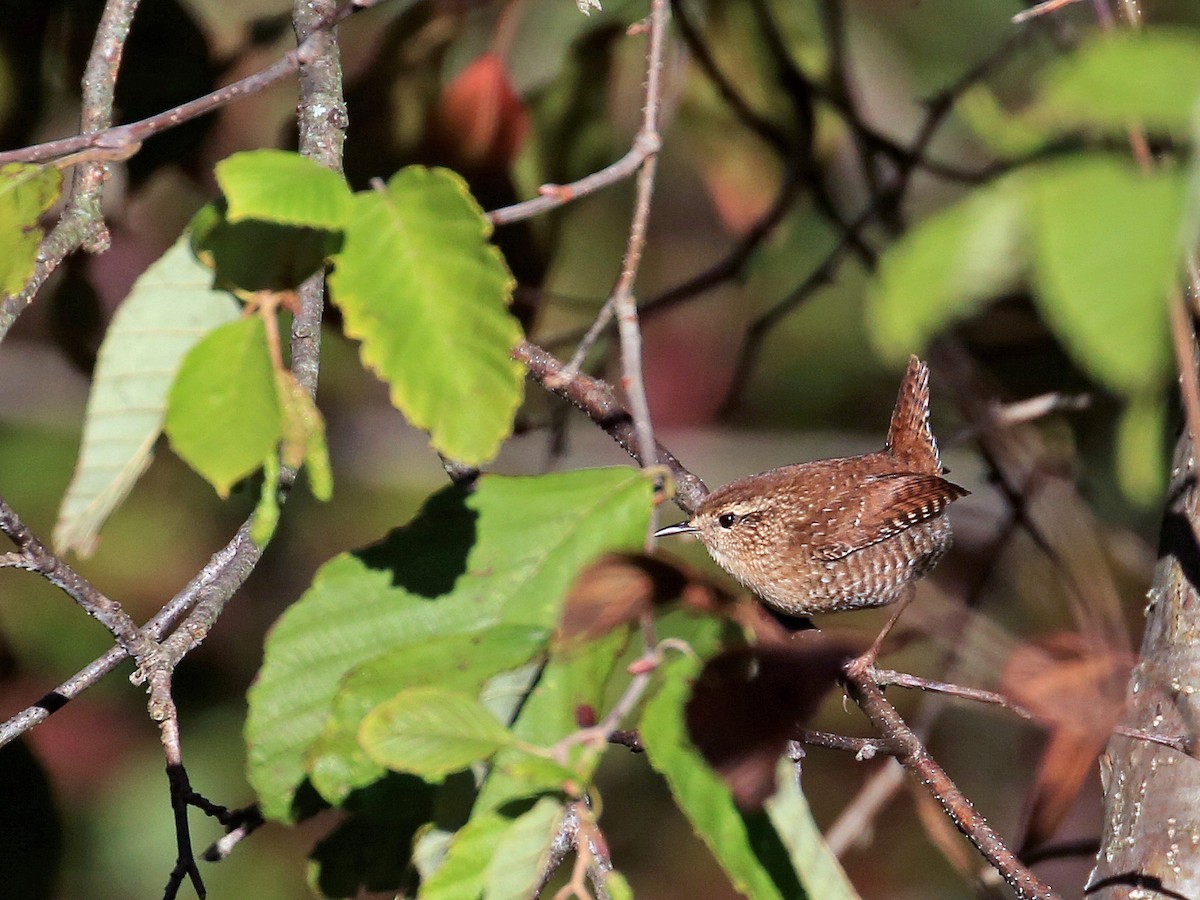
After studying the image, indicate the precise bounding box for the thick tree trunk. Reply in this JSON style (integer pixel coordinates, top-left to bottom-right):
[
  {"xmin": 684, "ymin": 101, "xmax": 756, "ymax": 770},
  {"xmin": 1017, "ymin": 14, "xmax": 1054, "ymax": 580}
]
[{"xmin": 1089, "ymin": 435, "xmax": 1200, "ymax": 897}]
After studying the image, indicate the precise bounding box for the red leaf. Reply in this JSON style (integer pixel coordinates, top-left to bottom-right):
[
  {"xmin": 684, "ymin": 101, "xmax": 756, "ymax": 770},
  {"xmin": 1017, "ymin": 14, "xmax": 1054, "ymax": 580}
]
[{"xmin": 433, "ymin": 53, "xmax": 530, "ymax": 171}]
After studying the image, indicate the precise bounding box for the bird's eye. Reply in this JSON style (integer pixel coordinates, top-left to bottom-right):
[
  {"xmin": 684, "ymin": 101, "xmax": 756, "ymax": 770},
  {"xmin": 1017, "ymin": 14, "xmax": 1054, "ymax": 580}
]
[{"xmin": 717, "ymin": 513, "xmax": 738, "ymax": 528}]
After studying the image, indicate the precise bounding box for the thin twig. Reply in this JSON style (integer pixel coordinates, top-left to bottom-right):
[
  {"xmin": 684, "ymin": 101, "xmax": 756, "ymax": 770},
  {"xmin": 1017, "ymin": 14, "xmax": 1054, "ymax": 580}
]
[
  {"xmin": 489, "ymin": 135, "xmax": 660, "ymax": 227},
  {"xmin": 0, "ymin": 496, "xmax": 154, "ymax": 661},
  {"xmin": 512, "ymin": 341, "xmax": 708, "ymax": 514},
  {"xmin": 872, "ymin": 668, "xmax": 1195, "ymax": 757},
  {"xmin": 610, "ymin": 0, "xmax": 669, "ymax": 505},
  {"xmin": 796, "ymin": 728, "xmax": 897, "ymax": 759},
  {"xmin": 842, "ymin": 664, "xmax": 1061, "ymax": 899}
]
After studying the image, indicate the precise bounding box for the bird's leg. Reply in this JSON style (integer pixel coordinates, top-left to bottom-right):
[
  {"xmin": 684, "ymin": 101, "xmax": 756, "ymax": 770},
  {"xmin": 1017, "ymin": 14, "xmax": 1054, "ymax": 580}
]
[{"xmin": 849, "ymin": 584, "xmax": 916, "ymax": 674}]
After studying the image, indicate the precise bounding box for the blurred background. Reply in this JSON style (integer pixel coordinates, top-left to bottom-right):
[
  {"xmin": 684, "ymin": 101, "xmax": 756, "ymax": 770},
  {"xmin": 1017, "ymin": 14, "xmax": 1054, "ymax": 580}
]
[{"xmin": 2, "ymin": 0, "xmax": 1199, "ymax": 896}]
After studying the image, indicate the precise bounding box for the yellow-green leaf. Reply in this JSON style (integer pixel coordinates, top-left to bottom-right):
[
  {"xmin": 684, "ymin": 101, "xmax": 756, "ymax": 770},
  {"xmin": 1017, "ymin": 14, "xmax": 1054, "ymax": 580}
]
[
  {"xmin": 1029, "ymin": 157, "xmax": 1181, "ymax": 395},
  {"xmin": 328, "ymin": 166, "xmax": 524, "ymax": 465},
  {"xmin": 359, "ymin": 687, "xmax": 516, "ymax": 780}
]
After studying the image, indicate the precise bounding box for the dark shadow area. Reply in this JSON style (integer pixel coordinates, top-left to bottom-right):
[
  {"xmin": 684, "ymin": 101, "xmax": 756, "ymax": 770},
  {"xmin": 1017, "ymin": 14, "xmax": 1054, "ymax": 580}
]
[{"xmin": 357, "ymin": 486, "xmax": 478, "ymax": 598}]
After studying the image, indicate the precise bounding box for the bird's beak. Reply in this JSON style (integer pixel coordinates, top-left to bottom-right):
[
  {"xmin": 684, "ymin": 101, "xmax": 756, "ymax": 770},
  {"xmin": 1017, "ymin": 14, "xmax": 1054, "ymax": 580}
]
[{"xmin": 655, "ymin": 521, "xmax": 698, "ymax": 538}]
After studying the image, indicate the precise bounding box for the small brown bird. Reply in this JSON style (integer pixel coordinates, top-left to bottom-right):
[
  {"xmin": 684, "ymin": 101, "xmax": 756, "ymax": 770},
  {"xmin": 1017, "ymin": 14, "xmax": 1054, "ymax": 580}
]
[{"xmin": 656, "ymin": 356, "xmax": 968, "ymax": 616}]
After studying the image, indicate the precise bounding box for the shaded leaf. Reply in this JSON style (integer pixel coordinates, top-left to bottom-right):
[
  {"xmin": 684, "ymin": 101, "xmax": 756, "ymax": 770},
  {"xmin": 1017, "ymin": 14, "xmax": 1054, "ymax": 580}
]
[
  {"xmin": 868, "ymin": 175, "xmax": 1027, "ymax": 362},
  {"xmin": 685, "ymin": 633, "xmax": 859, "ymax": 809},
  {"xmin": 1030, "ymin": 29, "xmax": 1200, "ymax": 137},
  {"xmin": 308, "ymin": 773, "xmax": 434, "ymax": 899},
  {"xmin": 247, "ymin": 468, "xmax": 651, "ymax": 821},
  {"xmin": 165, "ymin": 315, "xmax": 282, "ymax": 496},
  {"xmin": 0, "ymin": 163, "xmax": 61, "ymax": 296},
  {"xmin": 483, "ymin": 797, "xmax": 565, "ymax": 900},
  {"xmin": 359, "ymin": 687, "xmax": 515, "ymax": 780},
  {"xmin": 216, "ymin": 149, "xmax": 352, "ymax": 229},
  {"xmin": 54, "ymin": 235, "xmax": 241, "ymax": 555},
  {"xmin": 191, "ymin": 202, "xmax": 336, "ymax": 292},
  {"xmin": 1030, "ymin": 157, "xmax": 1181, "ymax": 395},
  {"xmin": 328, "ymin": 166, "xmax": 524, "ymax": 465}
]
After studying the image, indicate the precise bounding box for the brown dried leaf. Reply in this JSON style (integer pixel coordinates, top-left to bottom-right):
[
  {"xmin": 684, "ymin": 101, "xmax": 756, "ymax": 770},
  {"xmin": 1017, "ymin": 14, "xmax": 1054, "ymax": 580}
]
[
  {"xmin": 557, "ymin": 553, "xmax": 733, "ymax": 645},
  {"xmin": 1000, "ymin": 632, "xmax": 1132, "ymax": 850}
]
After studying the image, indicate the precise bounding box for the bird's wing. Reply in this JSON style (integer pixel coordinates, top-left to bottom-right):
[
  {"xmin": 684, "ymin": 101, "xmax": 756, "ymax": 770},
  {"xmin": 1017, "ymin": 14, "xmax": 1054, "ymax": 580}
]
[{"xmin": 811, "ymin": 473, "xmax": 969, "ymax": 562}]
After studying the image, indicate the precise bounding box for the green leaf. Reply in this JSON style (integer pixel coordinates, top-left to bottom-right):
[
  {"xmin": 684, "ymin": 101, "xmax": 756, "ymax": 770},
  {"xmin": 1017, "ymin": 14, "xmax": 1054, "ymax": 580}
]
[
  {"xmin": 868, "ymin": 175, "xmax": 1027, "ymax": 362},
  {"xmin": 419, "ymin": 810, "xmax": 511, "ymax": 900},
  {"xmin": 165, "ymin": 315, "xmax": 283, "ymax": 496},
  {"xmin": 54, "ymin": 235, "xmax": 241, "ymax": 555},
  {"xmin": 0, "ymin": 163, "xmax": 62, "ymax": 295},
  {"xmin": 359, "ymin": 687, "xmax": 516, "ymax": 780},
  {"xmin": 215, "ymin": 149, "xmax": 353, "ymax": 229},
  {"xmin": 308, "ymin": 626, "xmax": 547, "ymax": 805},
  {"xmin": 276, "ymin": 370, "xmax": 333, "ymax": 501},
  {"xmin": 1116, "ymin": 392, "xmax": 1167, "ymax": 506},
  {"xmin": 246, "ymin": 468, "xmax": 651, "ymax": 821},
  {"xmin": 640, "ymin": 654, "xmax": 797, "ymax": 900},
  {"xmin": 328, "ymin": 166, "xmax": 524, "ymax": 465},
  {"xmin": 765, "ymin": 759, "xmax": 861, "ymax": 900},
  {"xmin": 474, "ymin": 627, "xmax": 630, "ymax": 815},
  {"xmin": 251, "ymin": 452, "xmax": 282, "ymax": 546},
  {"xmin": 605, "ymin": 870, "xmax": 634, "ymax": 900},
  {"xmin": 483, "ymin": 797, "xmax": 565, "ymax": 900},
  {"xmin": 1031, "ymin": 28, "xmax": 1200, "ymax": 137},
  {"xmin": 1029, "ymin": 157, "xmax": 1181, "ymax": 395}
]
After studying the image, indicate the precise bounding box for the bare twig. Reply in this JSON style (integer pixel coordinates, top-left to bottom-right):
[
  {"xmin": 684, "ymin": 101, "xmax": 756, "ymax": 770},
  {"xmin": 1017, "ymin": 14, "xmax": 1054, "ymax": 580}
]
[
  {"xmin": 513, "ymin": 341, "xmax": 708, "ymax": 514},
  {"xmin": 842, "ymin": 664, "xmax": 1061, "ymax": 899},
  {"xmin": 607, "ymin": 0, "xmax": 670, "ymax": 506},
  {"xmin": 0, "ymin": 496, "xmax": 154, "ymax": 662},
  {"xmin": 489, "ymin": 136, "xmax": 660, "ymax": 227}
]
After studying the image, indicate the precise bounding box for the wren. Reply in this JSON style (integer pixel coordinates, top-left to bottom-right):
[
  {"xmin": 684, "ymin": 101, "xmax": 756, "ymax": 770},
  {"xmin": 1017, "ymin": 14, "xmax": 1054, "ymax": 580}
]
[{"xmin": 655, "ymin": 356, "xmax": 968, "ymax": 616}]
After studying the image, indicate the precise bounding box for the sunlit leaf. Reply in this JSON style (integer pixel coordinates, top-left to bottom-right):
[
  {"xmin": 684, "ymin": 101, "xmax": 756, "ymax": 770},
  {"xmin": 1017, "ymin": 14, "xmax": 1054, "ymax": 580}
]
[
  {"xmin": 216, "ymin": 149, "xmax": 353, "ymax": 229},
  {"xmin": 765, "ymin": 759, "xmax": 861, "ymax": 900},
  {"xmin": 419, "ymin": 810, "xmax": 511, "ymax": 900},
  {"xmin": 868, "ymin": 175, "xmax": 1028, "ymax": 362},
  {"xmin": 483, "ymin": 797, "xmax": 565, "ymax": 900},
  {"xmin": 359, "ymin": 687, "xmax": 516, "ymax": 780},
  {"xmin": 1030, "ymin": 29, "xmax": 1200, "ymax": 136},
  {"xmin": 246, "ymin": 468, "xmax": 651, "ymax": 821},
  {"xmin": 275, "ymin": 369, "xmax": 332, "ymax": 501},
  {"xmin": 1029, "ymin": 157, "xmax": 1181, "ymax": 394},
  {"xmin": 54, "ymin": 235, "xmax": 241, "ymax": 555},
  {"xmin": 1116, "ymin": 393, "xmax": 1167, "ymax": 506},
  {"xmin": 328, "ymin": 166, "xmax": 524, "ymax": 465},
  {"xmin": 308, "ymin": 626, "xmax": 547, "ymax": 805},
  {"xmin": 165, "ymin": 315, "xmax": 282, "ymax": 496}
]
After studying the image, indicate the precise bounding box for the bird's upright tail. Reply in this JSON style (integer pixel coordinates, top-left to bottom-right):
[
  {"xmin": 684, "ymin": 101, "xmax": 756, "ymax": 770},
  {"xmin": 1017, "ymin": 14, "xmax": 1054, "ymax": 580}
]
[{"xmin": 885, "ymin": 355, "xmax": 941, "ymax": 474}]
